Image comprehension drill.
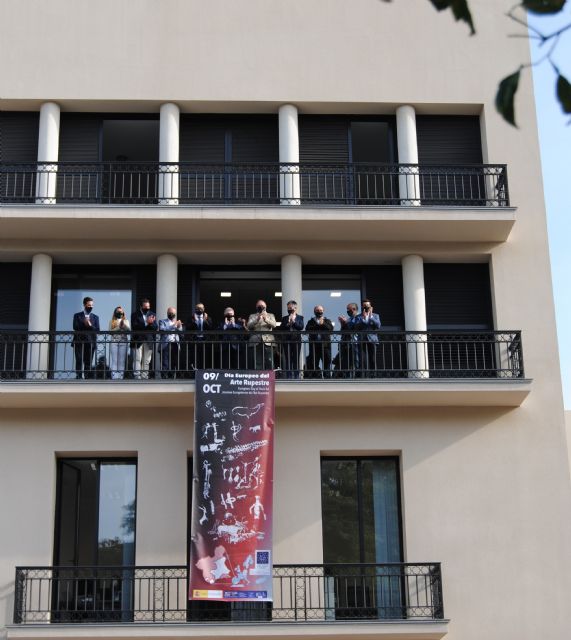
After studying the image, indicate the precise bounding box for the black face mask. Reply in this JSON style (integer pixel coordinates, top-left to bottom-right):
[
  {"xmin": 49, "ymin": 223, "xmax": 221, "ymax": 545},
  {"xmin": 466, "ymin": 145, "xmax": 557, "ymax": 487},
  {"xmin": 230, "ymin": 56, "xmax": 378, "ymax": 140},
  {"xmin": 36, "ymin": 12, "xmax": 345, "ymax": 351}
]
[
  {"xmin": 167, "ymin": 313, "xmax": 176, "ymax": 320},
  {"xmin": 315, "ymin": 311, "xmax": 323, "ymax": 318},
  {"xmin": 287, "ymin": 308, "xmax": 295, "ymax": 315},
  {"xmin": 114, "ymin": 311, "xmax": 123, "ymax": 319},
  {"xmin": 347, "ymin": 309, "xmax": 354, "ymax": 317},
  {"xmin": 142, "ymin": 308, "xmax": 150, "ymax": 314},
  {"xmin": 195, "ymin": 310, "xmax": 204, "ymax": 316},
  {"xmin": 85, "ymin": 307, "xmax": 93, "ymax": 314},
  {"xmin": 225, "ymin": 314, "xmax": 234, "ymax": 320},
  {"xmin": 256, "ymin": 306, "xmax": 265, "ymax": 313}
]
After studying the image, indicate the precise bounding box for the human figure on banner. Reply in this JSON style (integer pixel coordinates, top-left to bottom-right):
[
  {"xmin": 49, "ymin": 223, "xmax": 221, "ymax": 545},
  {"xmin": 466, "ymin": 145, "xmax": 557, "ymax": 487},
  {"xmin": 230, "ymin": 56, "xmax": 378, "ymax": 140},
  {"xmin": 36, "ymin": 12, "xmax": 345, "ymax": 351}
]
[
  {"xmin": 305, "ymin": 304, "xmax": 334, "ymax": 379},
  {"xmin": 276, "ymin": 300, "xmax": 304, "ymax": 379},
  {"xmin": 247, "ymin": 300, "xmax": 277, "ymax": 370}
]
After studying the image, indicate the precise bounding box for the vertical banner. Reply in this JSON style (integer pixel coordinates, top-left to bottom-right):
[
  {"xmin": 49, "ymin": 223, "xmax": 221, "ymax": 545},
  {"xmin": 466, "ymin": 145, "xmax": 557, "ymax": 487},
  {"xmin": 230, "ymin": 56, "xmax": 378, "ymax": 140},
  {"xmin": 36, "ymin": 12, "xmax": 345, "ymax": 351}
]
[{"xmin": 189, "ymin": 370, "xmax": 275, "ymax": 602}]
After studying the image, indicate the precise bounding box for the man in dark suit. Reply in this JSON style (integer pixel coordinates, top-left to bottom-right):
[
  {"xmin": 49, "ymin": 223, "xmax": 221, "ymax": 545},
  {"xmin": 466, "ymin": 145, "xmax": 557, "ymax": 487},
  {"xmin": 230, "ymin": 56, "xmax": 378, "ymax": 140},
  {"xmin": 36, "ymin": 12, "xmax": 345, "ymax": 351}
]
[
  {"xmin": 353, "ymin": 298, "xmax": 382, "ymax": 376},
  {"xmin": 305, "ymin": 304, "xmax": 334, "ymax": 379},
  {"xmin": 187, "ymin": 302, "xmax": 213, "ymax": 373},
  {"xmin": 72, "ymin": 296, "xmax": 100, "ymax": 379},
  {"xmin": 131, "ymin": 298, "xmax": 158, "ymax": 379},
  {"xmin": 217, "ymin": 306, "xmax": 247, "ymax": 370},
  {"xmin": 276, "ymin": 300, "xmax": 304, "ymax": 379}
]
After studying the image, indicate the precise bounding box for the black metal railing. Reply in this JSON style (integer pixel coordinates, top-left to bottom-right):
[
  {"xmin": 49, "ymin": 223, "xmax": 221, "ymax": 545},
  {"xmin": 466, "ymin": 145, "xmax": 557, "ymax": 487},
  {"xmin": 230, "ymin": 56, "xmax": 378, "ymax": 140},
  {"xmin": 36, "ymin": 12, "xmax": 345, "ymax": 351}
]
[
  {"xmin": 0, "ymin": 162, "xmax": 509, "ymax": 206},
  {"xmin": 0, "ymin": 330, "xmax": 524, "ymax": 380},
  {"xmin": 13, "ymin": 563, "xmax": 444, "ymax": 624}
]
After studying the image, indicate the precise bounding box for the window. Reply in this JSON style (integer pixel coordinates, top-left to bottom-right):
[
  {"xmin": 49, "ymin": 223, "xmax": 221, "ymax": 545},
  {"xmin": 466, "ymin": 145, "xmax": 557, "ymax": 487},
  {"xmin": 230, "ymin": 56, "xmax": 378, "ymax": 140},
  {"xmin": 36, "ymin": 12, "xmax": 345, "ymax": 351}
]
[
  {"xmin": 321, "ymin": 457, "xmax": 403, "ymax": 619},
  {"xmin": 53, "ymin": 459, "xmax": 137, "ymax": 621}
]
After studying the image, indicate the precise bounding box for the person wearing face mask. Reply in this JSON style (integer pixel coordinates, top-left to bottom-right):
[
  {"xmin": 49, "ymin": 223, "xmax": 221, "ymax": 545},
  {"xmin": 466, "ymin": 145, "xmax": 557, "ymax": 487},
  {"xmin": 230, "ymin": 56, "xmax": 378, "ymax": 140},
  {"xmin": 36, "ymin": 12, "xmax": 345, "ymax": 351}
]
[
  {"xmin": 247, "ymin": 300, "xmax": 277, "ymax": 370},
  {"xmin": 353, "ymin": 299, "xmax": 381, "ymax": 377},
  {"xmin": 108, "ymin": 306, "xmax": 130, "ymax": 380},
  {"xmin": 305, "ymin": 305, "xmax": 334, "ymax": 379},
  {"xmin": 275, "ymin": 300, "xmax": 304, "ymax": 379},
  {"xmin": 217, "ymin": 307, "xmax": 247, "ymax": 370},
  {"xmin": 130, "ymin": 298, "xmax": 158, "ymax": 379},
  {"xmin": 158, "ymin": 307, "xmax": 183, "ymax": 378},
  {"xmin": 187, "ymin": 303, "xmax": 213, "ymax": 374},
  {"xmin": 335, "ymin": 302, "xmax": 359, "ymax": 377},
  {"xmin": 72, "ymin": 296, "xmax": 100, "ymax": 379}
]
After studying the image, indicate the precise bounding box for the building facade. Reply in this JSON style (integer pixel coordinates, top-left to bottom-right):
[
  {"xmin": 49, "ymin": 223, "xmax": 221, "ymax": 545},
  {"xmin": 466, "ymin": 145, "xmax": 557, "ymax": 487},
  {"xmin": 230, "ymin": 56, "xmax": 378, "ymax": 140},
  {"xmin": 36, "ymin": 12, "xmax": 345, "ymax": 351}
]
[{"xmin": 1, "ymin": 1, "xmax": 570, "ymax": 639}]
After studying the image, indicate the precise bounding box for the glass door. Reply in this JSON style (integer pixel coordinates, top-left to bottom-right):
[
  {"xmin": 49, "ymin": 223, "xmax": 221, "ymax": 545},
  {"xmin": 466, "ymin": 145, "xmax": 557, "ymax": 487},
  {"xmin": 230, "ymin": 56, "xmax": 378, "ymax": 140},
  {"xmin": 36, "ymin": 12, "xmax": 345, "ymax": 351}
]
[
  {"xmin": 53, "ymin": 288, "xmax": 132, "ymax": 379},
  {"xmin": 53, "ymin": 459, "xmax": 137, "ymax": 622},
  {"xmin": 320, "ymin": 458, "xmax": 403, "ymax": 619}
]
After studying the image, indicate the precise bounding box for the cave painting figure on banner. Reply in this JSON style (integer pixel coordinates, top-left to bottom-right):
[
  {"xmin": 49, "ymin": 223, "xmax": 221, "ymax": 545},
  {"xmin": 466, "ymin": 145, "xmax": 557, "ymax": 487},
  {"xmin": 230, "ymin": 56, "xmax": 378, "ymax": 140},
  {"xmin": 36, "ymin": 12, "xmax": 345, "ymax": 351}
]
[{"xmin": 190, "ymin": 370, "xmax": 275, "ymax": 602}]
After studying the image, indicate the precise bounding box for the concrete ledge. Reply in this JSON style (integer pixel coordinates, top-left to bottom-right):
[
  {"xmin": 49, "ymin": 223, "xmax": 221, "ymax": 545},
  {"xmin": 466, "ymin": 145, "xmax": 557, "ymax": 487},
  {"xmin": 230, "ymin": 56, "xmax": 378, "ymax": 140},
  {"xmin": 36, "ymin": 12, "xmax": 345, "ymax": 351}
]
[
  {"xmin": 0, "ymin": 205, "xmax": 516, "ymax": 244},
  {"xmin": 0, "ymin": 380, "xmax": 532, "ymax": 409},
  {"xmin": 6, "ymin": 620, "xmax": 450, "ymax": 640}
]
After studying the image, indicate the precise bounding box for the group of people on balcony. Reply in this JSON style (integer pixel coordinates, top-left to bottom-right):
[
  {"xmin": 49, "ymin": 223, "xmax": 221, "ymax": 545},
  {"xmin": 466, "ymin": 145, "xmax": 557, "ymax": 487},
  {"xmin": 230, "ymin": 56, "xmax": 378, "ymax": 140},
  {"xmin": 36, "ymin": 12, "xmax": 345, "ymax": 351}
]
[{"xmin": 72, "ymin": 296, "xmax": 383, "ymax": 380}]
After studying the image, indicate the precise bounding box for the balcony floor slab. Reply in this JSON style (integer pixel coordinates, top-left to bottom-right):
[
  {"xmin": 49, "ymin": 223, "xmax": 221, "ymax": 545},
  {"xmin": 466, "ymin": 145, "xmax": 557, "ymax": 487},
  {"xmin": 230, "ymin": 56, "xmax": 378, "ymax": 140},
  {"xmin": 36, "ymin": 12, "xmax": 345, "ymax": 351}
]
[
  {"xmin": 0, "ymin": 206, "xmax": 516, "ymax": 247},
  {"xmin": 0, "ymin": 380, "xmax": 532, "ymax": 409},
  {"xmin": 6, "ymin": 621, "xmax": 450, "ymax": 640}
]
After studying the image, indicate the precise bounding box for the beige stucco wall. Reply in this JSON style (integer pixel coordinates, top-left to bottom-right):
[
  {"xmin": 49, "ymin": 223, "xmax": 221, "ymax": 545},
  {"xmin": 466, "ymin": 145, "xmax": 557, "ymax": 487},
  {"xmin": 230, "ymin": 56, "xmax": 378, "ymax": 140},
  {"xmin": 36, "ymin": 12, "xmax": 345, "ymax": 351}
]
[
  {"xmin": 0, "ymin": 0, "xmax": 532, "ymax": 110},
  {"xmin": 1, "ymin": 404, "xmax": 571, "ymax": 639},
  {"xmin": 1, "ymin": 0, "xmax": 571, "ymax": 639}
]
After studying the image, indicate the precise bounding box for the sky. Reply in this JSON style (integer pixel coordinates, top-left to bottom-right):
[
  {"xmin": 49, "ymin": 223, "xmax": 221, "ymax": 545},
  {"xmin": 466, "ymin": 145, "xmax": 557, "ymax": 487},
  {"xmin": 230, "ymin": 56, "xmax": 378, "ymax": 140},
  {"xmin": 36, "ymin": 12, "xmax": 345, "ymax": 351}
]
[{"xmin": 529, "ymin": 7, "xmax": 571, "ymax": 409}]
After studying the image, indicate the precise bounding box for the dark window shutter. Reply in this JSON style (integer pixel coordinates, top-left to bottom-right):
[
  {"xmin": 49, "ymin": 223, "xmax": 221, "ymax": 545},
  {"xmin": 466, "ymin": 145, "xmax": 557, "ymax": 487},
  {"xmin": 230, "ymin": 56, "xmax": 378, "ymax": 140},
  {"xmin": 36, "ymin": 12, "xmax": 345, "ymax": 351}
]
[
  {"xmin": 135, "ymin": 266, "xmax": 157, "ymax": 310},
  {"xmin": 299, "ymin": 116, "xmax": 349, "ymax": 163},
  {"xmin": 362, "ymin": 266, "xmax": 405, "ymax": 329},
  {"xmin": 0, "ymin": 112, "xmax": 39, "ymax": 162},
  {"xmin": 180, "ymin": 116, "xmax": 226, "ymax": 163},
  {"xmin": 424, "ymin": 263, "xmax": 493, "ymax": 329},
  {"xmin": 416, "ymin": 116, "xmax": 483, "ymax": 165},
  {"xmin": 230, "ymin": 116, "xmax": 278, "ymax": 163},
  {"xmin": 0, "ymin": 263, "xmax": 31, "ymax": 327},
  {"xmin": 177, "ymin": 266, "xmax": 197, "ymax": 326},
  {"xmin": 59, "ymin": 115, "xmax": 101, "ymax": 162}
]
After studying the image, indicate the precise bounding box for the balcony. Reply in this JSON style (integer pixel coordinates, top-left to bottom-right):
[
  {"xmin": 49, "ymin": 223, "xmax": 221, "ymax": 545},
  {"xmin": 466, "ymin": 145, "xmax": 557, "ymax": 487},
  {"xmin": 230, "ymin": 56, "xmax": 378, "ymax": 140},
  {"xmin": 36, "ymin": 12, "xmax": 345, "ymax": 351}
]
[
  {"xmin": 0, "ymin": 330, "xmax": 530, "ymax": 409},
  {"xmin": 10, "ymin": 564, "xmax": 448, "ymax": 639},
  {"xmin": 1, "ymin": 161, "xmax": 509, "ymax": 207}
]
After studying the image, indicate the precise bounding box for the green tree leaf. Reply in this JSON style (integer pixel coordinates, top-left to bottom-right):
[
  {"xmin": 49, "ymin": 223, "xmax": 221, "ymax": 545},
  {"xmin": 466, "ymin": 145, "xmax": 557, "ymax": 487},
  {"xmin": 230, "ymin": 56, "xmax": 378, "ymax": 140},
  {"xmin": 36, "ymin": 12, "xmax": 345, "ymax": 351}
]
[
  {"xmin": 556, "ymin": 74, "xmax": 571, "ymax": 113},
  {"xmin": 522, "ymin": 0, "xmax": 566, "ymax": 14},
  {"xmin": 495, "ymin": 70, "xmax": 521, "ymax": 127},
  {"xmin": 428, "ymin": 0, "xmax": 475, "ymax": 35}
]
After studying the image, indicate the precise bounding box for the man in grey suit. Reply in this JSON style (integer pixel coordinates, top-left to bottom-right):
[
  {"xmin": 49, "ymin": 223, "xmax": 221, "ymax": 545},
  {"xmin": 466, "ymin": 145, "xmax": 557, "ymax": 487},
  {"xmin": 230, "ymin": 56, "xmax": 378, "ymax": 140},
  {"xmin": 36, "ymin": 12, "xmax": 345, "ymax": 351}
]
[{"xmin": 158, "ymin": 307, "xmax": 183, "ymax": 378}]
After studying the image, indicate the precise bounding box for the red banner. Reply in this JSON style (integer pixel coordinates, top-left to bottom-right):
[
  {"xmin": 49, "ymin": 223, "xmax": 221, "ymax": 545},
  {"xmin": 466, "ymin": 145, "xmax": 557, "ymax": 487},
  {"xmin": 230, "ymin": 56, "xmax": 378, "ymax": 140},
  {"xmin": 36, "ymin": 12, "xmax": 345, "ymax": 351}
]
[{"xmin": 189, "ymin": 370, "xmax": 275, "ymax": 602}]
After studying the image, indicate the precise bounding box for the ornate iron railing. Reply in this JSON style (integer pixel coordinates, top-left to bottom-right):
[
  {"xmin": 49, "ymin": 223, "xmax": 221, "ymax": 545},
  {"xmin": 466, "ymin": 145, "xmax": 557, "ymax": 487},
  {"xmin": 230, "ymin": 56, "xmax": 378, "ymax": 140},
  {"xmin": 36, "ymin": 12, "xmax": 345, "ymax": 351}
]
[
  {"xmin": 13, "ymin": 563, "xmax": 444, "ymax": 623},
  {"xmin": 0, "ymin": 330, "xmax": 524, "ymax": 380},
  {"xmin": 0, "ymin": 162, "xmax": 509, "ymax": 206}
]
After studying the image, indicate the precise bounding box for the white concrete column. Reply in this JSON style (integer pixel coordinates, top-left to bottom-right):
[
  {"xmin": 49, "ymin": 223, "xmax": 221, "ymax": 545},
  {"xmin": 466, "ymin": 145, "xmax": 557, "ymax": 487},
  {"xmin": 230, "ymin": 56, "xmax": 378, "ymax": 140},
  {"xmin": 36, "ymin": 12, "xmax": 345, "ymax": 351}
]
[
  {"xmin": 156, "ymin": 254, "xmax": 178, "ymax": 318},
  {"xmin": 396, "ymin": 105, "xmax": 420, "ymax": 206},
  {"xmin": 278, "ymin": 104, "xmax": 301, "ymax": 205},
  {"xmin": 27, "ymin": 254, "xmax": 53, "ymax": 378},
  {"xmin": 158, "ymin": 103, "xmax": 180, "ymax": 205},
  {"xmin": 35, "ymin": 102, "xmax": 60, "ymax": 204},
  {"xmin": 281, "ymin": 255, "xmax": 303, "ymax": 316},
  {"xmin": 402, "ymin": 255, "xmax": 428, "ymax": 377}
]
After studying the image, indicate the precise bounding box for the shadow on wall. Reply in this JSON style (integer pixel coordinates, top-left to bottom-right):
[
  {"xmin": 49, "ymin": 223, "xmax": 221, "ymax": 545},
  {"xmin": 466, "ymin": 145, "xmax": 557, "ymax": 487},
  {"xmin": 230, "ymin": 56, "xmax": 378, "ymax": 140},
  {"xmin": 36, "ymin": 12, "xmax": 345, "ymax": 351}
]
[{"xmin": 0, "ymin": 577, "xmax": 14, "ymax": 635}]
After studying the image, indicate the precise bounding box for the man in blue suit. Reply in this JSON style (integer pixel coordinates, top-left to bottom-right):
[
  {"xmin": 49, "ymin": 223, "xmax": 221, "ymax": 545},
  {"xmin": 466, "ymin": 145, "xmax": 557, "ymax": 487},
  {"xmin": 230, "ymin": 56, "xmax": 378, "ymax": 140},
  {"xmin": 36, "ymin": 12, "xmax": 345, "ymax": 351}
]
[
  {"xmin": 353, "ymin": 298, "xmax": 381, "ymax": 376},
  {"xmin": 72, "ymin": 296, "xmax": 100, "ymax": 379}
]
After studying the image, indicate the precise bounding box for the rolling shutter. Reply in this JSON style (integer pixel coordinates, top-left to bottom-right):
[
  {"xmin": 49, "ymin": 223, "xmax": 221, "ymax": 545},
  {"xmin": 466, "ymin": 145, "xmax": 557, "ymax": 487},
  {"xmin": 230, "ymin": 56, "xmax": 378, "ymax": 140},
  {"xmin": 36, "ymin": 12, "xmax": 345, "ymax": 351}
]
[
  {"xmin": 58, "ymin": 114, "xmax": 102, "ymax": 201},
  {"xmin": 0, "ymin": 112, "xmax": 39, "ymax": 202},
  {"xmin": 424, "ymin": 263, "xmax": 493, "ymax": 329},
  {"xmin": 0, "ymin": 112, "xmax": 39, "ymax": 162},
  {"xmin": 416, "ymin": 116, "xmax": 484, "ymax": 205}
]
